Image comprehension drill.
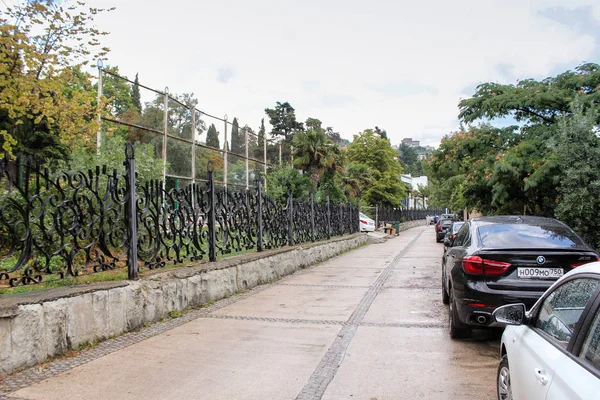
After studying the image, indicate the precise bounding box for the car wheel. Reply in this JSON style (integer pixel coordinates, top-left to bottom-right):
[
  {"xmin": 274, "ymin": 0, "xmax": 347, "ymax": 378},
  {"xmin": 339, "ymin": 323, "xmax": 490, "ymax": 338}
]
[
  {"xmin": 441, "ymin": 275, "xmax": 449, "ymax": 305},
  {"xmin": 449, "ymin": 288, "xmax": 471, "ymax": 339},
  {"xmin": 497, "ymin": 355, "xmax": 512, "ymax": 400}
]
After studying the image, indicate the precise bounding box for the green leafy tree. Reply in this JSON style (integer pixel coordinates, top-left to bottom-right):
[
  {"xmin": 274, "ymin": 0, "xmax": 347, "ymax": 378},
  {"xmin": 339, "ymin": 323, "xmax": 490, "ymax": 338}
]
[
  {"xmin": 0, "ymin": 0, "xmax": 112, "ymax": 159},
  {"xmin": 398, "ymin": 143, "xmax": 421, "ymax": 176},
  {"xmin": 374, "ymin": 126, "xmax": 388, "ymax": 140},
  {"xmin": 266, "ymin": 166, "xmax": 311, "ymax": 204},
  {"xmin": 206, "ymin": 124, "xmax": 220, "ymax": 148},
  {"xmin": 63, "ymin": 134, "xmax": 162, "ymax": 184},
  {"xmin": 551, "ymin": 100, "xmax": 600, "ymax": 249},
  {"xmin": 325, "ymin": 127, "xmax": 349, "ymax": 146},
  {"xmin": 265, "ymin": 102, "xmax": 304, "ymax": 141},
  {"xmin": 458, "ymin": 63, "xmax": 600, "ymax": 125},
  {"xmin": 346, "ymin": 129, "xmax": 406, "ymax": 207},
  {"xmin": 138, "ymin": 92, "xmax": 205, "ymax": 178},
  {"xmin": 99, "ymin": 66, "xmax": 135, "ymax": 117}
]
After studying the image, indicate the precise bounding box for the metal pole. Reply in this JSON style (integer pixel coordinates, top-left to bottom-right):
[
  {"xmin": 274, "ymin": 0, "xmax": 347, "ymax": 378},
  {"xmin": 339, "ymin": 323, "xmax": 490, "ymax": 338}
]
[
  {"xmin": 207, "ymin": 162, "xmax": 217, "ymax": 262},
  {"xmin": 191, "ymin": 110, "xmax": 196, "ymax": 182},
  {"xmin": 263, "ymin": 132, "xmax": 267, "ymax": 190},
  {"xmin": 326, "ymin": 195, "xmax": 331, "ymax": 239},
  {"xmin": 257, "ymin": 178, "xmax": 263, "ymax": 252},
  {"xmin": 223, "ymin": 115, "xmax": 228, "ymax": 188},
  {"xmin": 310, "ymin": 191, "xmax": 315, "ymax": 242},
  {"xmin": 278, "ymin": 142, "xmax": 282, "ymax": 166},
  {"xmin": 96, "ymin": 59, "xmax": 103, "ymax": 154},
  {"xmin": 125, "ymin": 143, "xmax": 138, "ymax": 280},
  {"xmin": 162, "ymin": 87, "xmax": 169, "ymax": 185},
  {"xmin": 244, "ymin": 126, "xmax": 249, "ymax": 189},
  {"xmin": 375, "ymin": 205, "xmax": 378, "ymax": 230},
  {"xmin": 190, "ymin": 110, "xmax": 196, "ymax": 210},
  {"xmin": 287, "ymin": 190, "xmax": 294, "ymax": 246}
]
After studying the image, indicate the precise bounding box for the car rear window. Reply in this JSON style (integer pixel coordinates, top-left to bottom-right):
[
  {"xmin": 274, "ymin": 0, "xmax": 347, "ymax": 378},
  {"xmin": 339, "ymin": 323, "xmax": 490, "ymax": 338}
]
[
  {"xmin": 440, "ymin": 220, "xmax": 453, "ymax": 227},
  {"xmin": 477, "ymin": 224, "xmax": 586, "ymax": 249}
]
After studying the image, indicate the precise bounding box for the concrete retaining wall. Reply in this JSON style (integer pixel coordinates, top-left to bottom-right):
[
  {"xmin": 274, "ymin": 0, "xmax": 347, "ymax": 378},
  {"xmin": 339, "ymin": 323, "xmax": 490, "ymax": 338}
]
[
  {"xmin": 399, "ymin": 219, "xmax": 427, "ymax": 232},
  {"xmin": 0, "ymin": 234, "xmax": 367, "ymax": 376}
]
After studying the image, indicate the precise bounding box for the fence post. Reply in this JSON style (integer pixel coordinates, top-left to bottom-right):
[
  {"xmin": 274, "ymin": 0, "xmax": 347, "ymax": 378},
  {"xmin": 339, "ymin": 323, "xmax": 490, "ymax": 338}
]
[
  {"xmin": 96, "ymin": 59, "xmax": 103, "ymax": 153},
  {"xmin": 207, "ymin": 161, "xmax": 217, "ymax": 262},
  {"xmin": 375, "ymin": 205, "xmax": 378, "ymax": 230},
  {"xmin": 244, "ymin": 126, "xmax": 249, "ymax": 189},
  {"xmin": 256, "ymin": 178, "xmax": 263, "ymax": 252},
  {"xmin": 287, "ymin": 190, "xmax": 294, "ymax": 246},
  {"xmin": 326, "ymin": 195, "xmax": 331, "ymax": 239},
  {"xmin": 310, "ymin": 191, "xmax": 315, "ymax": 242},
  {"xmin": 162, "ymin": 87, "xmax": 169, "ymax": 185},
  {"xmin": 223, "ymin": 115, "xmax": 228, "ymax": 189},
  {"xmin": 263, "ymin": 129, "xmax": 267, "ymax": 189},
  {"xmin": 339, "ymin": 201, "xmax": 343, "ymax": 235},
  {"xmin": 125, "ymin": 143, "xmax": 139, "ymax": 280}
]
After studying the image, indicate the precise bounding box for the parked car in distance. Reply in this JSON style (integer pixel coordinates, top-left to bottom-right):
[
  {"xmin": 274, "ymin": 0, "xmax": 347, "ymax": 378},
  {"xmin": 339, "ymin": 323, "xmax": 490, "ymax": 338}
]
[
  {"xmin": 435, "ymin": 218, "xmax": 454, "ymax": 242},
  {"xmin": 443, "ymin": 221, "xmax": 465, "ymax": 252},
  {"xmin": 492, "ymin": 262, "xmax": 600, "ymax": 400},
  {"xmin": 441, "ymin": 213, "xmax": 458, "ymax": 220},
  {"xmin": 359, "ymin": 212, "xmax": 375, "ymax": 232},
  {"xmin": 442, "ymin": 216, "xmax": 599, "ymax": 339},
  {"xmin": 426, "ymin": 215, "xmax": 437, "ymax": 225}
]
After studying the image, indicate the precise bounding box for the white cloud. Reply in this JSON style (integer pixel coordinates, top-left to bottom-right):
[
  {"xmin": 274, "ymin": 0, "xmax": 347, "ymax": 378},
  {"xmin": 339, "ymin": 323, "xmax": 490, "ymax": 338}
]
[{"xmin": 87, "ymin": 0, "xmax": 599, "ymax": 147}]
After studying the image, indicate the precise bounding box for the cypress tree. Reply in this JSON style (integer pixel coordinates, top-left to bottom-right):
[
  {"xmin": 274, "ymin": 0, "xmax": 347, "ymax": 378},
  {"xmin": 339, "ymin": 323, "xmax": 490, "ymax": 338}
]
[
  {"xmin": 230, "ymin": 118, "xmax": 242, "ymax": 154},
  {"xmin": 256, "ymin": 118, "xmax": 266, "ymax": 159},
  {"xmin": 131, "ymin": 73, "xmax": 141, "ymax": 112},
  {"xmin": 206, "ymin": 124, "xmax": 220, "ymax": 148}
]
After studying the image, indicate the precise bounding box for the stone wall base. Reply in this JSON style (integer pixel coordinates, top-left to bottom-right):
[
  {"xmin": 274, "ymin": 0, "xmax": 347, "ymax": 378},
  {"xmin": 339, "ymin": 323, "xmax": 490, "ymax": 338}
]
[{"xmin": 0, "ymin": 234, "xmax": 367, "ymax": 376}]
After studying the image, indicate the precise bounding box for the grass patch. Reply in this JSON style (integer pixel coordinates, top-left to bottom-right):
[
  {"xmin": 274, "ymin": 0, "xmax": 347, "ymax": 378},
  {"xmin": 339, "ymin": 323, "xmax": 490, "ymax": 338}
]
[{"xmin": 0, "ymin": 237, "xmax": 362, "ymax": 297}]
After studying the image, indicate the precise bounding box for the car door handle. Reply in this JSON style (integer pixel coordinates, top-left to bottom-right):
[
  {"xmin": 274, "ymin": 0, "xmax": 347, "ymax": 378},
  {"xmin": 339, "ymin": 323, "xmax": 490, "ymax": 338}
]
[{"xmin": 534, "ymin": 368, "xmax": 549, "ymax": 385}]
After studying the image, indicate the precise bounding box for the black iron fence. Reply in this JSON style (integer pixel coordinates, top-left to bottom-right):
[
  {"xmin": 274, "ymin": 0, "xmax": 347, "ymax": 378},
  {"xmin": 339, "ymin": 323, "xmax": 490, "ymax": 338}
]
[
  {"xmin": 377, "ymin": 207, "xmax": 445, "ymax": 224},
  {"xmin": 0, "ymin": 144, "xmax": 358, "ymax": 289}
]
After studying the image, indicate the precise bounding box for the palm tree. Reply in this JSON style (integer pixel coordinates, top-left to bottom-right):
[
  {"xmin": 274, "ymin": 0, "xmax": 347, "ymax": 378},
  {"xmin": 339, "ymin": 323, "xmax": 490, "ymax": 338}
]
[
  {"xmin": 343, "ymin": 162, "xmax": 373, "ymax": 200},
  {"xmin": 292, "ymin": 128, "xmax": 339, "ymax": 189}
]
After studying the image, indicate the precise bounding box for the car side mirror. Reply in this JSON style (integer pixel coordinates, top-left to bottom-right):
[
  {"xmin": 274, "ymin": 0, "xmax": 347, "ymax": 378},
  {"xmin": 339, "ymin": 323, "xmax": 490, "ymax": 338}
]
[
  {"xmin": 444, "ymin": 237, "xmax": 452, "ymax": 247},
  {"xmin": 492, "ymin": 304, "xmax": 526, "ymax": 326}
]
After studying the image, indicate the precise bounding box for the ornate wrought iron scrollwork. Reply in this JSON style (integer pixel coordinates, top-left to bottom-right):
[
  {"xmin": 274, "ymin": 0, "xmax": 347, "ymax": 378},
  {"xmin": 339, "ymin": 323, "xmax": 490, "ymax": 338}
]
[
  {"xmin": 214, "ymin": 188, "xmax": 257, "ymax": 256},
  {"xmin": 0, "ymin": 157, "xmax": 129, "ymax": 288},
  {"xmin": 136, "ymin": 181, "xmax": 209, "ymax": 270},
  {"xmin": 291, "ymin": 200, "xmax": 311, "ymax": 244},
  {"xmin": 0, "ymin": 147, "xmax": 364, "ymax": 290},
  {"xmin": 313, "ymin": 202, "xmax": 329, "ymax": 241},
  {"xmin": 261, "ymin": 194, "xmax": 287, "ymax": 249}
]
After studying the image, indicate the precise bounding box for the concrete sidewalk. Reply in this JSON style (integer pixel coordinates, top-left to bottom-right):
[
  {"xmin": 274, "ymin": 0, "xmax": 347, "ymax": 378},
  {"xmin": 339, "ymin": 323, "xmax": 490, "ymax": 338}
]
[{"xmin": 6, "ymin": 226, "xmax": 499, "ymax": 400}]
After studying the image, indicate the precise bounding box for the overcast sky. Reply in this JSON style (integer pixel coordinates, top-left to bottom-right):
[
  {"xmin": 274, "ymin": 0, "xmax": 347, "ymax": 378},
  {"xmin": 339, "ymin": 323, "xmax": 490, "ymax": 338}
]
[{"xmin": 79, "ymin": 1, "xmax": 600, "ymax": 145}]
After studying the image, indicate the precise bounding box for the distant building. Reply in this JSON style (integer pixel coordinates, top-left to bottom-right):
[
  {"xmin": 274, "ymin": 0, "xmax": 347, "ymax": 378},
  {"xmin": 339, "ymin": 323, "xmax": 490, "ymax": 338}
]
[
  {"xmin": 401, "ymin": 138, "xmax": 420, "ymax": 147},
  {"xmin": 401, "ymin": 174, "xmax": 428, "ymax": 209}
]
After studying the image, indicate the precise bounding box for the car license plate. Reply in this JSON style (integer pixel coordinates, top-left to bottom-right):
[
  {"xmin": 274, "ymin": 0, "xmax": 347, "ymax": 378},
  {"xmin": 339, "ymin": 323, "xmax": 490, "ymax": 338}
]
[{"xmin": 517, "ymin": 267, "xmax": 563, "ymax": 279}]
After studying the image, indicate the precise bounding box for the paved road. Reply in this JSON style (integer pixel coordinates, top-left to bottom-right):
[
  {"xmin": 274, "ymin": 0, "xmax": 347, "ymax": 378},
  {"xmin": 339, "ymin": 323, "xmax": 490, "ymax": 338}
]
[{"xmin": 10, "ymin": 225, "xmax": 500, "ymax": 400}]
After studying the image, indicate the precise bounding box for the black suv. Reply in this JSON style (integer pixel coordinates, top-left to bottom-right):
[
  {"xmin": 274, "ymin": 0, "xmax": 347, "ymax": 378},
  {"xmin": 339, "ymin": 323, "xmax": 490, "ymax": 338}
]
[
  {"xmin": 442, "ymin": 216, "xmax": 599, "ymax": 338},
  {"xmin": 435, "ymin": 218, "xmax": 454, "ymax": 243}
]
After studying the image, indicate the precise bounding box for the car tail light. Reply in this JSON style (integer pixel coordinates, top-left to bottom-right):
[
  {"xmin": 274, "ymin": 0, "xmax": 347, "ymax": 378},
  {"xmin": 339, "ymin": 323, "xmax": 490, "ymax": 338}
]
[
  {"xmin": 360, "ymin": 219, "xmax": 367, "ymax": 224},
  {"xmin": 437, "ymin": 225, "xmax": 443, "ymax": 231},
  {"xmin": 452, "ymin": 234, "xmax": 457, "ymax": 241},
  {"xmin": 571, "ymin": 257, "xmax": 599, "ymax": 268},
  {"xmin": 462, "ymin": 256, "xmax": 511, "ymax": 276}
]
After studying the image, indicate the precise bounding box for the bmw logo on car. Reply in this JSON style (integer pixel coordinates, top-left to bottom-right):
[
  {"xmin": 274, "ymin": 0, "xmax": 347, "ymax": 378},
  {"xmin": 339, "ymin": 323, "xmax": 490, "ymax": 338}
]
[{"xmin": 536, "ymin": 256, "xmax": 546, "ymax": 265}]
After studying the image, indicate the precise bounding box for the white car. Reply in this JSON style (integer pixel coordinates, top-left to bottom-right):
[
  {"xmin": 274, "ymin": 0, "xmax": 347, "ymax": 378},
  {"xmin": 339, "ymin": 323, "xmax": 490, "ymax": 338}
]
[
  {"xmin": 492, "ymin": 262, "xmax": 600, "ymax": 400},
  {"xmin": 359, "ymin": 212, "xmax": 375, "ymax": 232}
]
